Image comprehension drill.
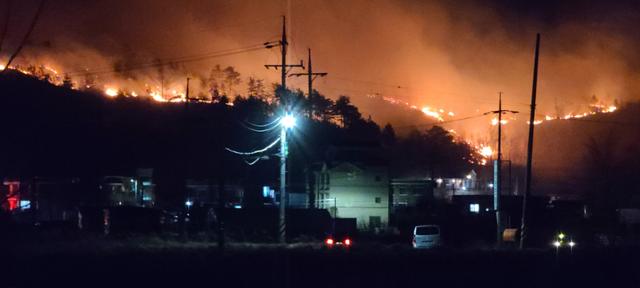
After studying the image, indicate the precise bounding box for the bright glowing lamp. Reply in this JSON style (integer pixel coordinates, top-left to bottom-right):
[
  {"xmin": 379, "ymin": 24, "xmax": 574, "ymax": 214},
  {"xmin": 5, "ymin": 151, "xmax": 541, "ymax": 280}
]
[
  {"xmin": 553, "ymin": 241, "xmax": 561, "ymax": 248},
  {"xmin": 281, "ymin": 114, "xmax": 296, "ymax": 129}
]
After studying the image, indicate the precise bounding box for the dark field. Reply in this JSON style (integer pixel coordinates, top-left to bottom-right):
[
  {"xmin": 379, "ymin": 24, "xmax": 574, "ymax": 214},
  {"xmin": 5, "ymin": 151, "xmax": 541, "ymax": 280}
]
[{"xmin": 3, "ymin": 238, "xmax": 639, "ymax": 288}]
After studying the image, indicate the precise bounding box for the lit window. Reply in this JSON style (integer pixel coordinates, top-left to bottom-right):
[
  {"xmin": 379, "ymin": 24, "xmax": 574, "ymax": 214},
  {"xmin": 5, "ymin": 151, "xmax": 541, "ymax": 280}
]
[{"xmin": 469, "ymin": 203, "xmax": 480, "ymax": 213}]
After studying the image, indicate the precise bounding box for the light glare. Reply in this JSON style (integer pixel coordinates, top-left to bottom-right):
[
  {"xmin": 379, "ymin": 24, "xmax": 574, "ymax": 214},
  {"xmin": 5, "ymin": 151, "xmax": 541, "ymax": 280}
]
[{"xmin": 281, "ymin": 115, "xmax": 296, "ymax": 128}]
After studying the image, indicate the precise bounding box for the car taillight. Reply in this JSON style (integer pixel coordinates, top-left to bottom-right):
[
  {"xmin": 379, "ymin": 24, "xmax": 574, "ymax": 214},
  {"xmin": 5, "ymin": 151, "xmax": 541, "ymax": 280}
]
[
  {"xmin": 344, "ymin": 238, "xmax": 351, "ymax": 246},
  {"xmin": 325, "ymin": 238, "xmax": 334, "ymax": 245}
]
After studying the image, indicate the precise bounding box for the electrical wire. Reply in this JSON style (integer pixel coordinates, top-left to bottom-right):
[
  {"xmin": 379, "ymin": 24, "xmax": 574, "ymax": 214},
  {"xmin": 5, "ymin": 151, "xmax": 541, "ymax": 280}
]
[
  {"xmin": 244, "ymin": 158, "xmax": 262, "ymax": 166},
  {"xmin": 66, "ymin": 44, "xmax": 267, "ymax": 76},
  {"xmin": 241, "ymin": 122, "xmax": 281, "ymax": 133},
  {"xmin": 393, "ymin": 114, "xmax": 489, "ymax": 130},
  {"xmin": 225, "ymin": 136, "xmax": 280, "ymax": 156},
  {"xmin": 245, "ymin": 117, "xmax": 282, "ymax": 128}
]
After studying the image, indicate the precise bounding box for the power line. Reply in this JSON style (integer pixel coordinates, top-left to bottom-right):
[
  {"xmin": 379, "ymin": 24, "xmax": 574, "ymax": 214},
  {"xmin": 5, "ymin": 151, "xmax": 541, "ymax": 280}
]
[
  {"xmin": 392, "ymin": 114, "xmax": 488, "ymax": 130},
  {"xmin": 66, "ymin": 44, "xmax": 267, "ymax": 76},
  {"xmin": 241, "ymin": 121, "xmax": 281, "ymax": 133},
  {"xmin": 244, "ymin": 157, "xmax": 262, "ymax": 166},
  {"xmin": 225, "ymin": 136, "xmax": 281, "ymax": 156},
  {"xmin": 245, "ymin": 117, "xmax": 282, "ymax": 128}
]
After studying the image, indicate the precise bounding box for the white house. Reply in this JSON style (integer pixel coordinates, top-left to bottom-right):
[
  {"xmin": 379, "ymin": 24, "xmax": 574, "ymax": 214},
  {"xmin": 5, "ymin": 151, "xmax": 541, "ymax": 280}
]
[{"xmin": 314, "ymin": 160, "xmax": 389, "ymax": 231}]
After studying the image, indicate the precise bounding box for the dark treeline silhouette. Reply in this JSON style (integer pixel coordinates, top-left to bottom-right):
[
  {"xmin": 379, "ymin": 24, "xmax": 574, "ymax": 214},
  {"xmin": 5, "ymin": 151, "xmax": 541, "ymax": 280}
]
[{"xmin": 0, "ymin": 70, "xmax": 479, "ymax": 208}]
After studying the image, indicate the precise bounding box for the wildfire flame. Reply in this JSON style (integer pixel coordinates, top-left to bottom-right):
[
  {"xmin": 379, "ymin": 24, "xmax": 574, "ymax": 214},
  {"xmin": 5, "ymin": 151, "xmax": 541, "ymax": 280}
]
[
  {"xmin": 421, "ymin": 106, "xmax": 444, "ymax": 121},
  {"xmin": 479, "ymin": 145, "xmax": 494, "ymax": 158},
  {"xmin": 370, "ymin": 94, "xmax": 454, "ymax": 122},
  {"xmin": 491, "ymin": 118, "xmax": 509, "ymax": 126},
  {"xmin": 1, "ymin": 61, "xmax": 623, "ymax": 171},
  {"xmin": 104, "ymin": 87, "xmax": 118, "ymax": 97}
]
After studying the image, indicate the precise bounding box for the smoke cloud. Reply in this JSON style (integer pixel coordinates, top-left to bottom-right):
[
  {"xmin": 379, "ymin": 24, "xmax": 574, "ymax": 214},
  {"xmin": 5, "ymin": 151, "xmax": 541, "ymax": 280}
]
[{"xmin": 2, "ymin": 0, "xmax": 639, "ymax": 162}]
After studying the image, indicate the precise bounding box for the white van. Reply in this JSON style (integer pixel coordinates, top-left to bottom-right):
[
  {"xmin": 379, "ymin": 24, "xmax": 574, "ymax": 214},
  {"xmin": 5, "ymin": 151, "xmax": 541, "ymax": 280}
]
[{"xmin": 412, "ymin": 225, "xmax": 441, "ymax": 249}]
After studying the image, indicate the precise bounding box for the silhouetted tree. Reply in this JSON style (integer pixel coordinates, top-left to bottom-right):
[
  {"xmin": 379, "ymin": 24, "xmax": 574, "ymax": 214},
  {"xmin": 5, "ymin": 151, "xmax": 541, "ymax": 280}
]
[
  {"xmin": 209, "ymin": 65, "xmax": 242, "ymax": 98},
  {"xmin": 247, "ymin": 76, "xmax": 266, "ymax": 99},
  {"xmin": 381, "ymin": 123, "xmax": 397, "ymax": 148},
  {"xmin": 309, "ymin": 90, "xmax": 334, "ymax": 121},
  {"xmin": 332, "ymin": 95, "xmax": 361, "ymax": 128},
  {"xmin": 392, "ymin": 126, "xmax": 476, "ymax": 178}
]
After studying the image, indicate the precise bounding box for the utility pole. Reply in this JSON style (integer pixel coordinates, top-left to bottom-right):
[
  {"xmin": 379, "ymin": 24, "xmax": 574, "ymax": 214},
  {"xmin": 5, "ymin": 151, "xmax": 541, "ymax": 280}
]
[
  {"xmin": 484, "ymin": 92, "xmax": 518, "ymax": 247},
  {"xmin": 265, "ymin": 16, "xmax": 304, "ymax": 104},
  {"xmin": 185, "ymin": 77, "xmax": 190, "ymax": 107},
  {"xmin": 520, "ymin": 34, "xmax": 541, "ymax": 249},
  {"xmin": 290, "ymin": 48, "xmax": 328, "ymax": 117},
  {"xmin": 264, "ymin": 15, "xmax": 304, "ymax": 243}
]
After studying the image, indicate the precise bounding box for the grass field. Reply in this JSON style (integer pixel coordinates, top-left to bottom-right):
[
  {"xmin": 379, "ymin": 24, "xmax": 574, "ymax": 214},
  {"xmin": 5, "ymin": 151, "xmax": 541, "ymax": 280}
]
[{"xmin": 3, "ymin": 236, "xmax": 639, "ymax": 288}]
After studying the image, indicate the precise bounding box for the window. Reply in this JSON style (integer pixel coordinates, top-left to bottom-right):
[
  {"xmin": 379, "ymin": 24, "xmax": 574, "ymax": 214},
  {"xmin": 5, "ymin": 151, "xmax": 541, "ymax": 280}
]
[
  {"xmin": 469, "ymin": 203, "xmax": 480, "ymax": 213},
  {"xmin": 415, "ymin": 226, "xmax": 439, "ymax": 235},
  {"xmin": 325, "ymin": 173, "xmax": 330, "ymax": 187},
  {"xmin": 375, "ymin": 197, "xmax": 381, "ymax": 204}
]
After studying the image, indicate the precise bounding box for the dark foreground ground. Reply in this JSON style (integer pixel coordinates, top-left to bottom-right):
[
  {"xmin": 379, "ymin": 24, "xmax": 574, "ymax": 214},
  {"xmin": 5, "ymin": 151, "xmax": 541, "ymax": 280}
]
[{"xmin": 3, "ymin": 237, "xmax": 639, "ymax": 288}]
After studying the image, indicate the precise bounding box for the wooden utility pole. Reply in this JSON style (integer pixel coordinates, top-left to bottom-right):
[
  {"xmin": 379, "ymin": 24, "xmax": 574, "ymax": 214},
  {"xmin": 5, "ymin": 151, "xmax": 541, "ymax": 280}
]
[
  {"xmin": 484, "ymin": 92, "xmax": 518, "ymax": 246},
  {"xmin": 264, "ymin": 16, "xmax": 304, "ymax": 102},
  {"xmin": 520, "ymin": 34, "xmax": 541, "ymax": 249},
  {"xmin": 290, "ymin": 48, "xmax": 328, "ymax": 116},
  {"xmin": 185, "ymin": 77, "xmax": 190, "ymax": 107},
  {"xmin": 264, "ymin": 16, "xmax": 303, "ymax": 243}
]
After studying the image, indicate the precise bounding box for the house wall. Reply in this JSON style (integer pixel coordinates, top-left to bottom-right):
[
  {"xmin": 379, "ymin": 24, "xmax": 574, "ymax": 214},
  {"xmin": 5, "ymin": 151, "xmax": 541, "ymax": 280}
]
[
  {"xmin": 316, "ymin": 163, "xmax": 389, "ymax": 230},
  {"xmin": 391, "ymin": 180, "xmax": 435, "ymax": 208}
]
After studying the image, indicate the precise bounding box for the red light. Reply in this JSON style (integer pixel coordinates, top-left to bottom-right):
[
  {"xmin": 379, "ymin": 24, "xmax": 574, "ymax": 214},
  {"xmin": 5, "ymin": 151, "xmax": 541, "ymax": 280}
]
[
  {"xmin": 344, "ymin": 238, "xmax": 351, "ymax": 246},
  {"xmin": 325, "ymin": 238, "xmax": 334, "ymax": 245}
]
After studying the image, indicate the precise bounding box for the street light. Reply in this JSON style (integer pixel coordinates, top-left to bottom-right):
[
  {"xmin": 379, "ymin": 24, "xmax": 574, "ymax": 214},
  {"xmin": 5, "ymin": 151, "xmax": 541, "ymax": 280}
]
[
  {"xmin": 281, "ymin": 114, "xmax": 296, "ymax": 129},
  {"xmin": 568, "ymin": 240, "xmax": 576, "ymax": 254}
]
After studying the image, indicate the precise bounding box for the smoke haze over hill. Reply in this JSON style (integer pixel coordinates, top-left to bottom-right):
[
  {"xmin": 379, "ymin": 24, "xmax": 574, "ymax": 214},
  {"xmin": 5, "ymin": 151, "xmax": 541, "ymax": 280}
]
[{"xmin": 2, "ymin": 0, "xmax": 640, "ymax": 170}]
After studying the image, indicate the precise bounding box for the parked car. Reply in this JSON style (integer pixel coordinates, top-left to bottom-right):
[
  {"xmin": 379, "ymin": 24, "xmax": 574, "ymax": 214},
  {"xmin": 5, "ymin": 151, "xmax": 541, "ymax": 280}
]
[
  {"xmin": 324, "ymin": 235, "xmax": 353, "ymax": 248},
  {"xmin": 412, "ymin": 225, "xmax": 441, "ymax": 249},
  {"xmin": 324, "ymin": 218, "xmax": 357, "ymax": 249}
]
